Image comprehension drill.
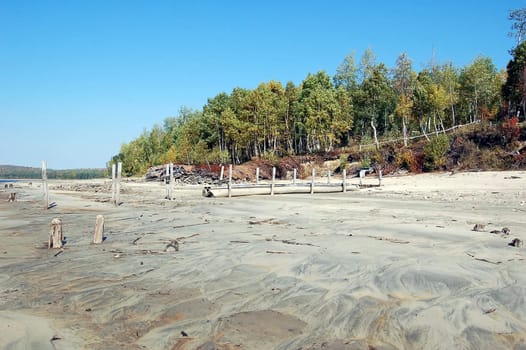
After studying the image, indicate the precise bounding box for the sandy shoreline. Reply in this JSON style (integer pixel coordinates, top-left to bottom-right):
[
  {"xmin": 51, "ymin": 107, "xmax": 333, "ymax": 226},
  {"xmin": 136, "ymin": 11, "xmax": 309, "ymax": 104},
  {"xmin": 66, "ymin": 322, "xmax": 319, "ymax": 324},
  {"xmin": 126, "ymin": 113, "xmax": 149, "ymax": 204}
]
[{"xmin": 0, "ymin": 171, "xmax": 525, "ymax": 349}]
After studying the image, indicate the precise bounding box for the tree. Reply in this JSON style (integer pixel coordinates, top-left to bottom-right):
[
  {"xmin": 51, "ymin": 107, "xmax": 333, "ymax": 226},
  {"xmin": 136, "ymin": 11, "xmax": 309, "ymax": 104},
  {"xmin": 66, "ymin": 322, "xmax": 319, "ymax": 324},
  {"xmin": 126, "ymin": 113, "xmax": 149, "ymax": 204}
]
[
  {"xmin": 354, "ymin": 63, "xmax": 396, "ymax": 147},
  {"xmin": 357, "ymin": 48, "xmax": 377, "ymax": 84},
  {"xmin": 202, "ymin": 92, "xmax": 231, "ymax": 154},
  {"xmin": 503, "ymin": 41, "xmax": 526, "ymax": 119},
  {"xmin": 392, "ymin": 53, "xmax": 416, "ymax": 146},
  {"xmin": 509, "ymin": 8, "xmax": 526, "ymax": 46},
  {"xmin": 434, "ymin": 62, "xmax": 460, "ymax": 127},
  {"xmin": 334, "ymin": 52, "xmax": 358, "ymax": 91},
  {"xmin": 459, "ymin": 56, "xmax": 501, "ymax": 122},
  {"xmin": 299, "ymin": 71, "xmax": 351, "ymax": 152}
]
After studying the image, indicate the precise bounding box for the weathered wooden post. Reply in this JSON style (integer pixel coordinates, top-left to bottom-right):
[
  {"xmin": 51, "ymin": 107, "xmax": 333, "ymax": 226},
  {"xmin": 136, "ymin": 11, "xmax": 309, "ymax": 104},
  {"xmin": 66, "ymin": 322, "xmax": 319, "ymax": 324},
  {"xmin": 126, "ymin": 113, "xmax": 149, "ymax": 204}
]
[
  {"xmin": 115, "ymin": 162, "xmax": 122, "ymax": 206},
  {"xmin": 165, "ymin": 164, "xmax": 170, "ymax": 198},
  {"xmin": 359, "ymin": 169, "xmax": 365, "ymax": 186},
  {"xmin": 169, "ymin": 162, "xmax": 174, "ymax": 200},
  {"xmin": 228, "ymin": 164, "xmax": 232, "ymax": 198},
  {"xmin": 42, "ymin": 160, "xmax": 49, "ymax": 209},
  {"xmin": 93, "ymin": 215, "xmax": 104, "ymax": 244},
  {"xmin": 220, "ymin": 166, "xmax": 224, "ymax": 181},
  {"xmin": 327, "ymin": 168, "xmax": 331, "ymax": 184},
  {"xmin": 293, "ymin": 168, "xmax": 297, "ymax": 185},
  {"xmin": 378, "ymin": 169, "xmax": 382, "ymax": 186},
  {"xmin": 342, "ymin": 169, "xmax": 347, "ymax": 193},
  {"xmin": 48, "ymin": 218, "xmax": 63, "ymax": 249},
  {"xmin": 270, "ymin": 167, "xmax": 276, "ymax": 196},
  {"xmin": 7, "ymin": 193, "xmax": 16, "ymax": 202},
  {"xmin": 111, "ymin": 163, "xmax": 116, "ymax": 204},
  {"xmin": 256, "ymin": 168, "xmax": 260, "ymax": 185},
  {"xmin": 310, "ymin": 168, "xmax": 315, "ymax": 195}
]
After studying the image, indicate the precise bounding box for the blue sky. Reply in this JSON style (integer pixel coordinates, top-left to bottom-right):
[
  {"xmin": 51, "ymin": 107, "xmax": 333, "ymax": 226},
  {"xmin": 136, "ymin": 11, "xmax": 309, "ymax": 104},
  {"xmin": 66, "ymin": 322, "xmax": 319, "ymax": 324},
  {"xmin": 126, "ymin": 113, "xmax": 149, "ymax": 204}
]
[{"xmin": 0, "ymin": 1, "xmax": 518, "ymax": 169}]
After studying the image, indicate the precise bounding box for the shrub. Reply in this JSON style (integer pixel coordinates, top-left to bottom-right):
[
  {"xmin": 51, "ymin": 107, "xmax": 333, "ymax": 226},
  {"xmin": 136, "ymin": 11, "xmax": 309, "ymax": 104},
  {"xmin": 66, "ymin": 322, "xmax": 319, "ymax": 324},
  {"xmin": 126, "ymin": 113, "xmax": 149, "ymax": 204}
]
[
  {"xmin": 423, "ymin": 134, "xmax": 450, "ymax": 171},
  {"xmin": 395, "ymin": 148, "xmax": 414, "ymax": 170},
  {"xmin": 339, "ymin": 154, "xmax": 348, "ymax": 172},
  {"xmin": 498, "ymin": 116, "xmax": 520, "ymax": 145}
]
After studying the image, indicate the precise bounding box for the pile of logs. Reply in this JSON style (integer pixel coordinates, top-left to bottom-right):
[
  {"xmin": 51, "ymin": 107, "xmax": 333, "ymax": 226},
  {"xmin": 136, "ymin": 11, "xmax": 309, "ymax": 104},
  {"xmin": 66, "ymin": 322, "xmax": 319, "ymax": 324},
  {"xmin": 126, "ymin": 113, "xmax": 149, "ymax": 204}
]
[{"xmin": 145, "ymin": 165, "xmax": 220, "ymax": 185}]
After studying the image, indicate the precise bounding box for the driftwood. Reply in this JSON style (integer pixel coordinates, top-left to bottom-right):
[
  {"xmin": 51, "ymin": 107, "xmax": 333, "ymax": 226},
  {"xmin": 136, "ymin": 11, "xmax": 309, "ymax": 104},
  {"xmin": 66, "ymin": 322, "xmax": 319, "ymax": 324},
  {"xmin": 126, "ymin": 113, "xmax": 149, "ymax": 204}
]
[
  {"xmin": 490, "ymin": 227, "xmax": 510, "ymax": 235},
  {"xmin": 279, "ymin": 239, "xmax": 318, "ymax": 247},
  {"xmin": 164, "ymin": 240, "xmax": 179, "ymax": 252},
  {"xmin": 7, "ymin": 192, "xmax": 16, "ymax": 202},
  {"xmin": 472, "ymin": 224, "xmax": 486, "ymax": 232},
  {"xmin": 92, "ymin": 215, "xmax": 104, "ymax": 244},
  {"xmin": 367, "ymin": 235, "xmax": 410, "ymax": 244},
  {"xmin": 48, "ymin": 218, "xmax": 64, "ymax": 249},
  {"xmin": 465, "ymin": 252, "xmax": 502, "ymax": 264}
]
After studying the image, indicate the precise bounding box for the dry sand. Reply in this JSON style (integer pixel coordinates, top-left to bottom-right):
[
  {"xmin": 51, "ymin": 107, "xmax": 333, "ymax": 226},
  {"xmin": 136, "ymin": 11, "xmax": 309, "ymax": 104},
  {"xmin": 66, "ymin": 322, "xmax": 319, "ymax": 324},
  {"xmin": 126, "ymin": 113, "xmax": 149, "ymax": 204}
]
[{"xmin": 0, "ymin": 171, "xmax": 525, "ymax": 350}]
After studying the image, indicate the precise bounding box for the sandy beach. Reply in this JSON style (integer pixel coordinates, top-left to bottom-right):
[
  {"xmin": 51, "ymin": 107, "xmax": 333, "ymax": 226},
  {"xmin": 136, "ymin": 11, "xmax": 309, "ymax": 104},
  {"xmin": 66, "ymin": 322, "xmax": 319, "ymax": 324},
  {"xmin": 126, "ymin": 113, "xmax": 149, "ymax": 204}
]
[{"xmin": 0, "ymin": 171, "xmax": 525, "ymax": 350}]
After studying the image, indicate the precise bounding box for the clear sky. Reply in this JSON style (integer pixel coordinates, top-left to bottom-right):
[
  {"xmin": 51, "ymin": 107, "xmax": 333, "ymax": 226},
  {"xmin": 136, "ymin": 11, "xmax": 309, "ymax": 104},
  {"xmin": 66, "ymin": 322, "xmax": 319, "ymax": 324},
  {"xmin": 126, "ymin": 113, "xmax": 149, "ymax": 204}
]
[{"xmin": 0, "ymin": 0, "xmax": 518, "ymax": 169}]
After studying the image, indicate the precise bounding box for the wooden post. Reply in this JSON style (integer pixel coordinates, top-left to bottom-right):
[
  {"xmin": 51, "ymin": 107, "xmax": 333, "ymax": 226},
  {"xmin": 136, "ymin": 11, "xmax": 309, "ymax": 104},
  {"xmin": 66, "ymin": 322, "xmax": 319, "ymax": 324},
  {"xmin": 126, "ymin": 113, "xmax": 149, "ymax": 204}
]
[
  {"xmin": 327, "ymin": 169, "xmax": 331, "ymax": 184},
  {"xmin": 220, "ymin": 166, "xmax": 224, "ymax": 181},
  {"xmin": 48, "ymin": 218, "xmax": 63, "ymax": 249},
  {"xmin": 378, "ymin": 169, "xmax": 382, "ymax": 186},
  {"xmin": 270, "ymin": 167, "xmax": 276, "ymax": 196},
  {"xmin": 111, "ymin": 163, "xmax": 116, "ymax": 204},
  {"xmin": 293, "ymin": 168, "xmax": 297, "ymax": 185},
  {"xmin": 310, "ymin": 168, "xmax": 315, "ymax": 195},
  {"xmin": 115, "ymin": 162, "xmax": 122, "ymax": 206},
  {"xmin": 359, "ymin": 169, "xmax": 365, "ymax": 186},
  {"xmin": 7, "ymin": 193, "xmax": 16, "ymax": 202},
  {"xmin": 342, "ymin": 169, "xmax": 347, "ymax": 193},
  {"xmin": 42, "ymin": 160, "xmax": 49, "ymax": 209},
  {"xmin": 165, "ymin": 164, "xmax": 170, "ymax": 198},
  {"xmin": 93, "ymin": 215, "xmax": 104, "ymax": 244},
  {"xmin": 169, "ymin": 162, "xmax": 174, "ymax": 200},
  {"xmin": 256, "ymin": 167, "xmax": 260, "ymax": 184},
  {"xmin": 228, "ymin": 164, "xmax": 232, "ymax": 198}
]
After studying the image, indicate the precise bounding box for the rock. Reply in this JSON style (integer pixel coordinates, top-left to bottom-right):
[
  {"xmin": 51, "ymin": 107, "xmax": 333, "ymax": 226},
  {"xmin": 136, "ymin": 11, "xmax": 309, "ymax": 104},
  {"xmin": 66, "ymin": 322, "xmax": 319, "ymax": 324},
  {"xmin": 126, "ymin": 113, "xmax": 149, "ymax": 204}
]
[{"xmin": 501, "ymin": 227, "xmax": 510, "ymax": 235}]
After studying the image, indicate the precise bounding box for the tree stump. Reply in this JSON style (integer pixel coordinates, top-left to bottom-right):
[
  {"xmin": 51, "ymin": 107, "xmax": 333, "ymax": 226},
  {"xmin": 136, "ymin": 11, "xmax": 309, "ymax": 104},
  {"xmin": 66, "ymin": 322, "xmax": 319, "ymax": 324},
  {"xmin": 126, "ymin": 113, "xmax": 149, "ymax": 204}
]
[
  {"xmin": 93, "ymin": 215, "xmax": 104, "ymax": 244},
  {"xmin": 7, "ymin": 193, "xmax": 16, "ymax": 202},
  {"xmin": 509, "ymin": 238, "xmax": 523, "ymax": 247},
  {"xmin": 49, "ymin": 218, "xmax": 64, "ymax": 249}
]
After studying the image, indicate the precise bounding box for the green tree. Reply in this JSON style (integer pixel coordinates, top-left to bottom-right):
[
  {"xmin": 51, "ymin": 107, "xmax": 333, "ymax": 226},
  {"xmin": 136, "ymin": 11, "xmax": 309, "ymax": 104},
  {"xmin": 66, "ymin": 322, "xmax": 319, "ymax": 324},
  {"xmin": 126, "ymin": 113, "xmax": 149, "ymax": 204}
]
[
  {"xmin": 334, "ymin": 51, "xmax": 358, "ymax": 91},
  {"xmin": 459, "ymin": 56, "xmax": 501, "ymax": 122},
  {"xmin": 392, "ymin": 52, "xmax": 416, "ymax": 146},
  {"xmin": 354, "ymin": 63, "xmax": 396, "ymax": 148},
  {"xmin": 299, "ymin": 71, "xmax": 352, "ymax": 152},
  {"xmin": 503, "ymin": 41, "xmax": 526, "ymax": 119}
]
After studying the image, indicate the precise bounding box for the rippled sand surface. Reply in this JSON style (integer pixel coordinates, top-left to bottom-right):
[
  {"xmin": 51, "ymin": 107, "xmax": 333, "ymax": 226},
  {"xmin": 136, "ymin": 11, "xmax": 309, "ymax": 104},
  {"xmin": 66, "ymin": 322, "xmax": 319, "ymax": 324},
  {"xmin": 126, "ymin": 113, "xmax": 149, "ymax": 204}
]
[{"xmin": 1, "ymin": 171, "xmax": 525, "ymax": 349}]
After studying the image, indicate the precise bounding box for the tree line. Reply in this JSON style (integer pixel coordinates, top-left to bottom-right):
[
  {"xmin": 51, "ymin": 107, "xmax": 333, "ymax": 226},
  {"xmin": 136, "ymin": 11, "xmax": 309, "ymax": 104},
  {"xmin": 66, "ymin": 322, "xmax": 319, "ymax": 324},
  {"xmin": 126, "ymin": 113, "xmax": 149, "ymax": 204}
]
[
  {"xmin": 111, "ymin": 9, "xmax": 526, "ymax": 176},
  {"xmin": 0, "ymin": 165, "xmax": 106, "ymax": 179}
]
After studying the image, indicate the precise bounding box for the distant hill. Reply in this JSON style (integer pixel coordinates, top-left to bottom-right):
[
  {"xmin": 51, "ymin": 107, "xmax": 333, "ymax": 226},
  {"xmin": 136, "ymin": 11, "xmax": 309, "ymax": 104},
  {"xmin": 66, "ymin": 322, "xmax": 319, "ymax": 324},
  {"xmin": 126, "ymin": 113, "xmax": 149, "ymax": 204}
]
[{"xmin": 0, "ymin": 165, "xmax": 107, "ymax": 179}]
